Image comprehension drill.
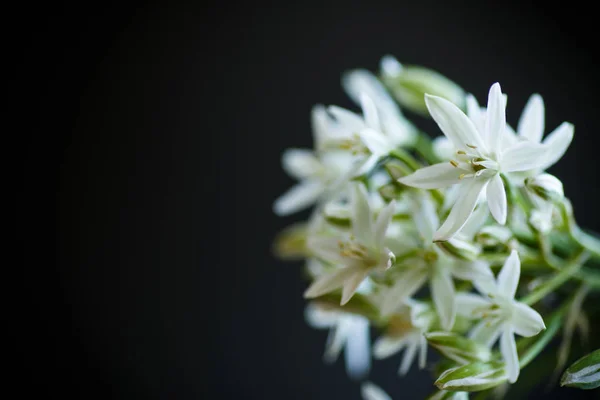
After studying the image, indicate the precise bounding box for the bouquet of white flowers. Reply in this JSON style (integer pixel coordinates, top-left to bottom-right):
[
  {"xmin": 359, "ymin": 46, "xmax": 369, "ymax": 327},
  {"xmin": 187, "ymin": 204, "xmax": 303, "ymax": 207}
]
[{"xmin": 272, "ymin": 55, "xmax": 600, "ymax": 399}]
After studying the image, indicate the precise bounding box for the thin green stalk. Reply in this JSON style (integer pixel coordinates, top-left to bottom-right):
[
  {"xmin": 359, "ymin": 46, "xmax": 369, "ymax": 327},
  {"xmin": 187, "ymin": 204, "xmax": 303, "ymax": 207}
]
[
  {"xmin": 521, "ymin": 249, "xmax": 589, "ymax": 306},
  {"xmin": 390, "ymin": 148, "xmax": 421, "ymax": 171}
]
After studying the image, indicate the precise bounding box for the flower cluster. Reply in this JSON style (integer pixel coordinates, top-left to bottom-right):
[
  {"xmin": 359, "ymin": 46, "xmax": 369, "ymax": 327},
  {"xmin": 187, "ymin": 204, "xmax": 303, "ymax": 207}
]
[{"xmin": 273, "ymin": 55, "xmax": 600, "ymax": 399}]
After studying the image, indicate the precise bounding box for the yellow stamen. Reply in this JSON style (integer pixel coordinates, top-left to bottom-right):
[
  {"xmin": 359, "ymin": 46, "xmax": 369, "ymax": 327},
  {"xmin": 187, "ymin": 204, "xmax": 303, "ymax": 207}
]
[
  {"xmin": 449, "ymin": 160, "xmax": 458, "ymax": 168},
  {"xmin": 466, "ymin": 144, "xmax": 477, "ymax": 149}
]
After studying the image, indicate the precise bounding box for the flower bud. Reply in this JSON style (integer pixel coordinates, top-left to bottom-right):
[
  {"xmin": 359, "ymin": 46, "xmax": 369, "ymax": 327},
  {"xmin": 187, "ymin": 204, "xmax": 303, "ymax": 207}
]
[
  {"xmin": 272, "ymin": 223, "xmax": 308, "ymax": 260},
  {"xmin": 435, "ymin": 361, "xmax": 507, "ymax": 392},
  {"xmin": 425, "ymin": 332, "xmax": 492, "ymax": 364},
  {"xmin": 379, "ymin": 55, "xmax": 465, "ymax": 116},
  {"xmin": 378, "ymin": 183, "xmax": 403, "ymax": 202},
  {"xmin": 525, "ymin": 173, "xmax": 564, "ymax": 203},
  {"xmin": 436, "ymin": 238, "xmax": 480, "ymax": 261},
  {"xmin": 560, "ymin": 349, "xmax": 600, "ymax": 389}
]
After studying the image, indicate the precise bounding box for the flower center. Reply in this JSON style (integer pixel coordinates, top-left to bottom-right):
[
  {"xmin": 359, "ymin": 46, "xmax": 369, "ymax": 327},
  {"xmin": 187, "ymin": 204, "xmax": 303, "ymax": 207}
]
[
  {"xmin": 337, "ymin": 133, "xmax": 369, "ymax": 156},
  {"xmin": 448, "ymin": 145, "xmax": 499, "ymax": 180},
  {"xmin": 338, "ymin": 236, "xmax": 377, "ymax": 265}
]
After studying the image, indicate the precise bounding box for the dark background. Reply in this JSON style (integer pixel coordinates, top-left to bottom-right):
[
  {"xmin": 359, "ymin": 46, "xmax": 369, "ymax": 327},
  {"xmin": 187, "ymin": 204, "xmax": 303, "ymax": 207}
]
[{"xmin": 17, "ymin": 1, "xmax": 600, "ymax": 399}]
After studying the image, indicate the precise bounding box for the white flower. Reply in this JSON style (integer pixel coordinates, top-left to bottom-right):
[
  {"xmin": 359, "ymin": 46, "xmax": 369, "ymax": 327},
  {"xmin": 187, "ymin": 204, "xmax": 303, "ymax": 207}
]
[
  {"xmin": 304, "ymin": 183, "xmax": 396, "ymax": 305},
  {"xmin": 456, "ymin": 250, "xmax": 546, "ymax": 383},
  {"xmin": 373, "ymin": 300, "xmax": 433, "ymax": 375},
  {"xmin": 305, "ymin": 302, "xmax": 371, "ymax": 379},
  {"xmin": 399, "ymin": 83, "xmax": 552, "ymax": 241},
  {"xmin": 361, "ymin": 381, "xmax": 392, "ymax": 400},
  {"xmin": 381, "ymin": 193, "xmax": 494, "ymax": 329}
]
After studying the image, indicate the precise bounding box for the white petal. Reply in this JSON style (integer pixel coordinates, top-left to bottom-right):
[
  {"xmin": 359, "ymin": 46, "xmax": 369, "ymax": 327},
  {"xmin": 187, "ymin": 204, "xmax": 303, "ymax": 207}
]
[
  {"xmin": 381, "ymin": 268, "xmax": 428, "ymax": 316},
  {"xmin": 399, "ymin": 341, "xmax": 418, "ymax": 375},
  {"xmin": 511, "ymin": 302, "xmax": 546, "ymax": 337},
  {"xmin": 484, "ymin": 83, "xmax": 506, "ymax": 153},
  {"xmin": 307, "ymin": 237, "xmax": 348, "ymax": 265},
  {"xmin": 398, "ymin": 162, "xmax": 462, "ymax": 189},
  {"xmin": 456, "ymin": 204, "xmax": 489, "ymax": 239},
  {"xmin": 455, "ymin": 292, "xmax": 492, "ymax": 319},
  {"xmin": 517, "ymin": 94, "xmax": 544, "ymax": 143},
  {"xmin": 343, "ymin": 69, "xmax": 397, "ymax": 116},
  {"xmin": 352, "ymin": 183, "xmax": 374, "ymax": 244},
  {"xmin": 304, "ymin": 267, "xmax": 357, "ymax": 299},
  {"xmin": 432, "ymin": 135, "xmax": 455, "ymax": 160},
  {"xmin": 323, "ymin": 321, "xmax": 347, "ymax": 363},
  {"xmin": 425, "ymin": 94, "xmax": 487, "ymax": 151},
  {"xmin": 341, "ymin": 269, "xmax": 369, "ymax": 305},
  {"xmin": 469, "ymin": 318, "xmax": 503, "ymax": 348},
  {"xmin": 360, "ymin": 93, "xmax": 382, "ymax": 132},
  {"xmin": 311, "ymin": 105, "xmax": 330, "ymax": 150},
  {"xmin": 355, "ymin": 154, "xmax": 381, "ymax": 176},
  {"xmin": 360, "ymin": 127, "xmax": 392, "ymax": 156},
  {"xmin": 361, "ymin": 382, "xmax": 392, "ymax": 400},
  {"xmin": 501, "ymin": 141, "xmax": 548, "ymax": 172},
  {"xmin": 434, "ymin": 178, "xmax": 489, "ymax": 241},
  {"xmin": 539, "ymin": 122, "xmax": 574, "ymax": 171},
  {"xmin": 500, "ymin": 327, "xmax": 519, "ymax": 383},
  {"xmin": 412, "ymin": 192, "xmax": 439, "ymax": 243},
  {"xmin": 282, "ymin": 149, "xmax": 322, "ymax": 179},
  {"xmin": 497, "ymin": 250, "xmax": 520, "ymax": 300},
  {"xmin": 466, "ymin": 93, "xmax": 483, "ymax": 132},
  {"xmin": 452, "ymin": 260, "xmax": 495, "ymax": 285},
  {"xmin": 418, "ymin": 333, "xmax": 428, "ymax": 369},
  {"xmin": 344, "ymin": 316, "xmax": 371, "ymax": 379},
  {"xmin": 304, "ymin": 303, "xmax": 339, "ymax": 328},
  {"xmin": 431, "ymin": 268, "xmax": 457, "ymax": 330},
  {"xmin": 374, "ymin": 200, "xmax": 396, "ymax": 247},
  {"xmin": 373, "ymin": 336, "xmax": 409, "ymax": 359},
  {"xmin": 328, "ymin": 105, "xmax": 367, "ymax": 132},
  {"xmin": 486, "ymin": 174, "xmax": 507, "ymax": 225},
  {"xmin": 273, "ymin": 181, "xmax": 324, "ymax": 216}
]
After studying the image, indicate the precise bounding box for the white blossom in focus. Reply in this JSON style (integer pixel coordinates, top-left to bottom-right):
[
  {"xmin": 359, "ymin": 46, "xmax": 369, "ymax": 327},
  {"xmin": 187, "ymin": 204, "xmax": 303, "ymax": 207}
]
[
  {"xmin": 456, "ymin": 250, "xmax": 546, "ymax": 383},
  {"xmin": 399, "ymin": 83, "xmax": 553, "ymax": 241}
]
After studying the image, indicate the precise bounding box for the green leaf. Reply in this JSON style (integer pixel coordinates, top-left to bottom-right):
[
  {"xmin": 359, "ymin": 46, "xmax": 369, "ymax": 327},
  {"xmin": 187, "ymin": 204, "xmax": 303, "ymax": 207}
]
[
  {"xmin": 560, "ymin": 349, "xmax": 600, "ymax": 389},
  {"xmin": 426, "ymin": 332, "xmax": 492, "ymax": 364}
]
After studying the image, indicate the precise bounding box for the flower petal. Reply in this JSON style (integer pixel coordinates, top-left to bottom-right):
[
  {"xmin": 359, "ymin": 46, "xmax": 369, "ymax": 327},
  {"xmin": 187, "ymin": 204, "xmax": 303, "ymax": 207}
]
[
  {"xmin": 311, "ymin": 104, "xmax": 330, "ymax": 150},
  {"xmin": 501, "ymin": 141, "xmax": 548, "ymax": 172},
  {"xmin": 307, "ymin": 236, "xmax": 348, "ymax": 265},
  {"xmin": 304, "ymin": 267, "xmax": 357, "ymax": 299},
  {"xmin": 360, "ymin": 127, "xmax": 391, "ymax": 156},
  {"xmin": 399, "ymin": 340, "xmax": 419, "ymax": 375},
  {"xmin": 452, "ymin": 260, "xmax": 495, "ymax": 285},
  {"xmin": 273, "ymin": 181, "xmax": 324, "ymax": 216},
  {"xmin": 484, "ymin": 83, "xmax": 506, "ymax": 153},
  {"xmin": 466, "ymin": 93, "xmax": 484, "ymax": 132},
  {"xmin": 456, "ymin": 204, "xmax": 489, "ymax": 239},
  {"xmin": 373, "ymin": 335, "xmax": 409, "ymax": 359},
  {"xmin": 500, "ymin": 327, "xmax": 520, "ymax": 383},
  {"xmin": 360, "ymin": 93, "xmax": 382, "ymax": 132},
  {"xmin": 344, "ymin": 316, "xmax": 371, "ymax": 379},
  {"xmin": 418, "ymin": 333, "xmax": 428, "ymax": 369},
  {"xmin": 431, "ymin": 268, "xmax": 457, "ymax": 330},
  {"xmin": 282, "ymin": 148, "xmax": 322, "ymax": 179},
  {"xmin": 486, "ymin": 174, "xmax": 507, "ymax": 225},
  {"xmin": 432, "ymin": 135, "xmax": 455, "ymax": 160},
  {"xmin": 341, "ymin": 268, "xmax": 369, "ymax": 305},
  {"xmin": 381, "ymin": 268, "xmax": 428, "ymax": 316},
  {"xmin": 398, "ymin": 162, "xmax": 462, "ymax": 189},
  {"xmin": 304, "ymin": 303, "xmax": 339, "ymax": 328},
  {"xmin": 411, "ymin": 192, "xmax": 439, "ymax": 243},
  {"xmin": 374, "ymin": 200, "xmax": 396, "ymax": 248},
  {"xmin": 425, "ymin": 94, "xmax": 487, "ymax": 151},
  {"xmin": 511, "ymin": 302, "xmax": 546, "ymax": 337},
  {"xmin": 539, "ymin": 122, "xmax": 574, "ymax": 171},
  {"xmin": 469, "ymin": 318, "xmax": 503, "ymax": 348},
  {"xmin": 497, "ymin": 250, "xmax": 520, "ymax": 300},
  {"xmin": 434, "ymin": 178, "xmax": 489, "ymax": 241},
  {"xmin": 361, "ymin": 382, "xmax": 392, "ymax": 400},
  {"xmin": 352, "ymin": 183, "xmax": 374, "ymax": 244},
  {"xmin": 328, "ymin": 105, "xmax": 367, "ymax": 132},
  {"xmin": 517, "ymin": 94, "xmax": 545, "ymax": 143},
  {"xmin": 455, "ymin": 292, "xmax": 492, "ymax": 319}
]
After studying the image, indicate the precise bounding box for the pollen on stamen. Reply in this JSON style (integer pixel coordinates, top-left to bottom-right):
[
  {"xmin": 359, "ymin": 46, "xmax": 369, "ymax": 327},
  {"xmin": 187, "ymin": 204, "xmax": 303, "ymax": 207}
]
[
  {"xmin": 459, "ymin": 173, "xmax": 466, "ymax": 180},
  {"xmin": 457, "ymin": 150, "xmax": 466, "ymax": 155},
  {"xmin": 466, "ymin": 144, "xmax": 477, "ymax": 149},
  {"xmin": 449, "ymin": 160, "xmax": 459, "ymax": 168}
]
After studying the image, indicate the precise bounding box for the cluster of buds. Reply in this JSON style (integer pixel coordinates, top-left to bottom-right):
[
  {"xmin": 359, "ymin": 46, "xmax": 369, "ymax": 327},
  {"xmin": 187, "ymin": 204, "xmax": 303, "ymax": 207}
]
[{"xmin": 273, "ymin": 55, "xmax": 600, "ymax": 399}]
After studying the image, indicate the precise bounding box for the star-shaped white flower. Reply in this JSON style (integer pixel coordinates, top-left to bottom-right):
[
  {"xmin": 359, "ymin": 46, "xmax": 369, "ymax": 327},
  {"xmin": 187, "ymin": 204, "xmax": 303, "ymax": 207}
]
[
  {"xmin": 399, "ymin": 83, "xmax": 552, "ymax": 241},
  {"xmin": 305, "ymin": 302, "xmax": 371, "ymax": 379},
  {"xmin": 381, "ymin": 193, "xmax": 494, "ymax": 330},
  {"xmin": 304, "ymin": 183, "xmax": 396, "ymax": 305},
  {"xmin": 456, "ymin": 250, "xmax": 546, "ymax": 383}
]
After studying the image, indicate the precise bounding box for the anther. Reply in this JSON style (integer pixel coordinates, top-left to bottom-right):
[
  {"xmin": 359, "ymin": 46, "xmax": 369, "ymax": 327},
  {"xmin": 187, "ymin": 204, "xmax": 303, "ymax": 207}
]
[
  {"xmin": 459, "ymin": 173, "xmax": 466, "ymax": 180},
  {"xmin": 457, "ymin": 150, "xmax": 466, "ymax": 155},
  {"xmin": 449, "ymin": 160, "xmax": 458, "ymax": 168},
  {"xmin": 466, "ymin": 144, "xmax": 477, "ymax": 149}
]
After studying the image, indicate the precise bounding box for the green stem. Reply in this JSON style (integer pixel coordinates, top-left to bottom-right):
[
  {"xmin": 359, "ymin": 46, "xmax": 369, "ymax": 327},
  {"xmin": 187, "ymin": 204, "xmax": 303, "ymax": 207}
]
[
  {"xmin": 519, "ymin": 304, "xmax": 566, "ymax": 369},
  {"xmin": 521, "ymin": 249, "xmax": 589, "ymax": 306},
  {"xmin": 559, "ymin": 199, "xmax": 600, "ymax": 260},
  {"xmin": 390, "ymin": 148, "xmax": 421, "ymax": 171}
]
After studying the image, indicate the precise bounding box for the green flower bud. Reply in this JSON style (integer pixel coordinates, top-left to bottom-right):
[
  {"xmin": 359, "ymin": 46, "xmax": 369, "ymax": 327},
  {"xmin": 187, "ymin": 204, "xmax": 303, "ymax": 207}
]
[
  {"xmin": 379, "ymin": 55, "xmax": 465, "ymax": 116},
  {"xmin": 435, "ymin": 361, "xmax": 507, "ymax": 392},
  {"xmin": 426, "ymin": 390, "xmax": 469, "ymax": 400},
  {"xmin": 475, "ymin": 226, "xmax": 513, "ymax": 248},
  {"xmin": 525, "ymin": 173, "xmax": 564, "ymax": 203},
  {"xmin": 436, "ymin": 238, "xmax": 480, "ymax": 261},
  {"xmin": 378, "ymin": 183, "xmax": 403, "ymax": 202},
  {"xmin": 560, "ymin": 349, "xmax": 600, "ymax": 389},
  {"xmin": 425, "ymin": 332, "xmax": 492, "ymax": 364},
  {"xmin": 384, "ymin": 160, "xmax": 411, "ymax": 181}
]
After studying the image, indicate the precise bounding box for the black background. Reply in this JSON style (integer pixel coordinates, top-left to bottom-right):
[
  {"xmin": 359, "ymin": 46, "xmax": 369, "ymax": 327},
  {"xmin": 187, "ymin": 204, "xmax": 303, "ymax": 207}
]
[{"xmin": 17, "ymin": 1, "xmax": 600, "ymax": 399}]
